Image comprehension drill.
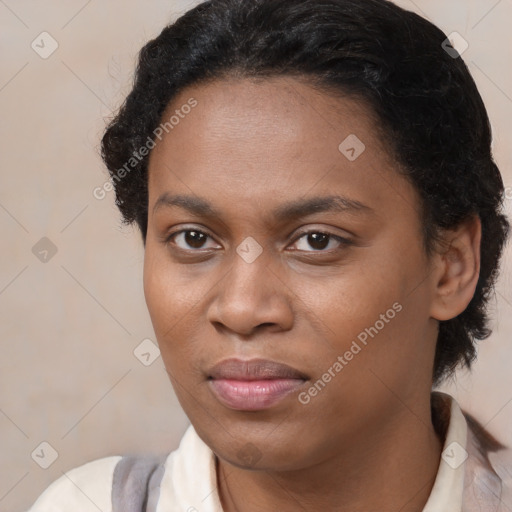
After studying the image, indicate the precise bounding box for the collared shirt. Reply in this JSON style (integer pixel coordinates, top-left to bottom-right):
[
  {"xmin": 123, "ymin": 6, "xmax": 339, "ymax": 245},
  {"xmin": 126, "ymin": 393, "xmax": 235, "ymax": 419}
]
[{"xmin": 27, "ymin": 392, "xmax": 512, "ymax": 511}]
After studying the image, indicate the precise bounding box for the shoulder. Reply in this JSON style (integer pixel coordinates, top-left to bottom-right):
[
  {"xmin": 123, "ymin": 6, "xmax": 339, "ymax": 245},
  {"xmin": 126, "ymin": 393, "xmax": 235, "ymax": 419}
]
[
  {"xmin": 27, "ymin": 455, "xmax": 122, "ymax": 512},
  {"xmin": 463, "ymin": 409, "xmax": 512, "ymax": 510}
]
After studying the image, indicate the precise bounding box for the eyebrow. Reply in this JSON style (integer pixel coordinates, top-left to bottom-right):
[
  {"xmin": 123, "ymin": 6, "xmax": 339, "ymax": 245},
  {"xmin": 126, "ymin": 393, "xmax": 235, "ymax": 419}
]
[{"xmin": 152, "ymin": 193, "xmax": 373, "ymax": 221}]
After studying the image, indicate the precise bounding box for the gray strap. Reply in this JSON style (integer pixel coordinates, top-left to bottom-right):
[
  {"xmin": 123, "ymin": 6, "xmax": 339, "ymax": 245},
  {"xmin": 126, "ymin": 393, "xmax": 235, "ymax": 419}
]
[{"xmin": 112, "ymin": 454, "xmax": 167, "ymax": 512}]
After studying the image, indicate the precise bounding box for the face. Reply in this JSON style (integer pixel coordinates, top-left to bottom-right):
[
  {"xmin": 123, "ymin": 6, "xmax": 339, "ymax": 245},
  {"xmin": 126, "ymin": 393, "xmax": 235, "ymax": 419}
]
[{"xmin": 143, "ymin": 76, "xmax": 440, "ymax": 471}]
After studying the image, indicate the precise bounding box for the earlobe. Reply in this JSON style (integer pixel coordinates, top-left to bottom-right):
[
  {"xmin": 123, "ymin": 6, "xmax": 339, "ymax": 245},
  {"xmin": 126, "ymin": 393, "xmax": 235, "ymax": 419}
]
[{"xmin": 429, "ymin": 216, "xmax": 481, "ymax": 321}]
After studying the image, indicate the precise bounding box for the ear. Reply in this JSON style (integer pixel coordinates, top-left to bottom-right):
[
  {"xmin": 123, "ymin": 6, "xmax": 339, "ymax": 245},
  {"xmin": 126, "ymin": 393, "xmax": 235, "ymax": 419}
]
[{"xmin": 429, "ymin": 215, "xmax": 481, "ymax": 321}]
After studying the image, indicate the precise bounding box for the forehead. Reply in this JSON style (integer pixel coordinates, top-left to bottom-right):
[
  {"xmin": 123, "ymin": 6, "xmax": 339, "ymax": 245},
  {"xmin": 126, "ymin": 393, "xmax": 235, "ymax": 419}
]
[
  {"xmin": 151, "ymin": 75, "xmax": 385, "ymax": 159},
  {"xmin": 146, "ymin": 76, "xmax": 416, "ymax": 222}
]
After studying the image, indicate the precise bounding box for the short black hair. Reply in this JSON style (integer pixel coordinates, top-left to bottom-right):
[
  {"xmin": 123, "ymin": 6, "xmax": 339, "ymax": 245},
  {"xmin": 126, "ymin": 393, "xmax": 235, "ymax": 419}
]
[{"xmin": 101, "ymin": 0, "xmax": 510, "ymax": 385}]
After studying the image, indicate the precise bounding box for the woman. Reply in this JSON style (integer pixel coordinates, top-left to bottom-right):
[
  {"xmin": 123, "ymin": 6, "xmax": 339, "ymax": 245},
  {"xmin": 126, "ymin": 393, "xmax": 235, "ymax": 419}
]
[{"xmin": 28, "ymin": 0, "xmax": 511, "ymax": 510}]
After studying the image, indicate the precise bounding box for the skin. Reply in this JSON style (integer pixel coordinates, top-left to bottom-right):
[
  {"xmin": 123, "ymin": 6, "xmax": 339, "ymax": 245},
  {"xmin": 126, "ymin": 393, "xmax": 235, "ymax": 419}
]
[{"xmin": 143, "ymin": 76, "xmax": 481, "ymax": 512}]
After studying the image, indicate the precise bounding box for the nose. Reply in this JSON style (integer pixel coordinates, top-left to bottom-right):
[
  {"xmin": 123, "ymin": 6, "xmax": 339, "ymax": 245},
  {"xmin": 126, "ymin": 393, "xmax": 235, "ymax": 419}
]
[{"xmin": 206, "ymin": 252, "xmax": 294, "ymax": 337}]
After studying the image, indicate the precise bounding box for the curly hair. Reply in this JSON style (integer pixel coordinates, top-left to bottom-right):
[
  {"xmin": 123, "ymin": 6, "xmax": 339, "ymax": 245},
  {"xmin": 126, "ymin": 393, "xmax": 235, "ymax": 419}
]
[{"xmin": 100, "ymin": 0, "xmax": 510, "ymax": 385}]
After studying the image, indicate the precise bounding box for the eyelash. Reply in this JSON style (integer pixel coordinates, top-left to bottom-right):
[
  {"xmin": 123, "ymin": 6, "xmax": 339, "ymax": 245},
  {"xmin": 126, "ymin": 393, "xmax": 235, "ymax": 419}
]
[{"xmin": 164, "ymin": 227, "xmax": 352, "ymax": 253}]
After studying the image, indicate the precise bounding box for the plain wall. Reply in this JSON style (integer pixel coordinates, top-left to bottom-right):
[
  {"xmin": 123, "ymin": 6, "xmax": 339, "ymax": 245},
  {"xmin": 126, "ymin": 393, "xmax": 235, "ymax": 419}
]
[{"xmin": 0, "ymin": 1, "xmax": 511, "ymax": 510}]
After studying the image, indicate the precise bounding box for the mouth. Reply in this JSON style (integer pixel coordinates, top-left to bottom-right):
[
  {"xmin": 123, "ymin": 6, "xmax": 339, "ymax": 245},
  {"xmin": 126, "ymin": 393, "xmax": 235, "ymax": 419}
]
[{"xmin": 207, "ymin": 358, "xmax": 308, "ymax": 411}]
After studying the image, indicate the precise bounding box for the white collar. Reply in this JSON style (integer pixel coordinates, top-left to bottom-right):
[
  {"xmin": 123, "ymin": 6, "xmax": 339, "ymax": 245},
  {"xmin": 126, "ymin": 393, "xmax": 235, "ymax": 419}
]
[
  {"xmin": 158, "ymin": 392, "xmax": 468, "ymax": 511},
  {"xmin": 159, "ymin": 423, "xmax": 223, "ymax": 511},
  {"xmin": 422, "ymin": 391, "xmax": 467, "ymax": 512}
]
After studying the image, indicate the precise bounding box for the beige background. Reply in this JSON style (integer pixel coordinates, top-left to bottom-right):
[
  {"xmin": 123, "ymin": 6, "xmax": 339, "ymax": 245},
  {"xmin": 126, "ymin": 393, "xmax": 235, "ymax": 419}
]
[{"xmin": 0, "ymin": 0, "xmax": 511, "ymax": 510}]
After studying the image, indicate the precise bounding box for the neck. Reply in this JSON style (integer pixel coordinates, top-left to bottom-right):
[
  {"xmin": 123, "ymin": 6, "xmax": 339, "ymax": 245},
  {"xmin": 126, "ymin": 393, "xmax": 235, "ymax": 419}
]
[{"xmin": 217, "ymin": 396, "xmax": 443, "ymax": 512}]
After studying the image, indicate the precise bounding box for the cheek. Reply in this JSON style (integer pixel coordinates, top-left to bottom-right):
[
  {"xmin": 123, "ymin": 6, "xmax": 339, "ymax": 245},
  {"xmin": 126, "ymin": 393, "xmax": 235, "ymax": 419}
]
[
  {"xmin": 143, "ymin": 252, "xmax": 172, "ymax": 331},
  {"xmin": 142, "ymin": 247, "xmax": 211, "ymax": 371},
  {"xmin": 143, "ymin": 246, "xmax": 200, "ymax": 328},
  {"xmin": 299, "ymin": 240, "xmax": 427, "ymax": 371},
  {"xmin": 143, "ymin": 249, "xmax": 192, "ymax": 360},
  {"xmin": 300, "ymin": 262, "xmax": 402, "ymax": 341}
]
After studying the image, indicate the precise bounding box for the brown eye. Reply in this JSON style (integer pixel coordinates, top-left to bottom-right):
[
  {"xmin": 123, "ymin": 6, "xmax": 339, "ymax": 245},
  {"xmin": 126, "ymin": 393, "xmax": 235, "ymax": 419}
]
[
  {"xmin": 183, "ymin": 230, "xmax": 207, "ymax": 248},
  {"xmin": 291, "ymin": 231, "xmax": 351, "ymax": 252},
  {"xmin": 167, "ymin": 229, "xmax": 218, "ymax": 250},
  {"xmin": 306, "ymin": 232, "xmax": 329, "ymax": 250}
]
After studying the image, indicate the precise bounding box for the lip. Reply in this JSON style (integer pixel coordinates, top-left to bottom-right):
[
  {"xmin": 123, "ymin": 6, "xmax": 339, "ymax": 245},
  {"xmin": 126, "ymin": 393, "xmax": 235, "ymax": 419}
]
[
  {"xmin": 208, "ymin": 358, "xmax": 308, "ymax": 381},
  {"xmin": 207, "ymin": 358, "xmax": 308, "ymax": 411}
]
